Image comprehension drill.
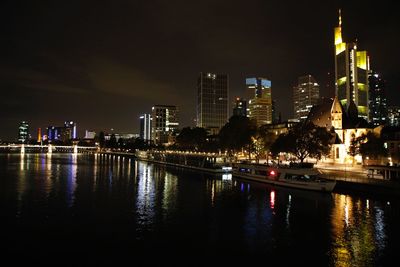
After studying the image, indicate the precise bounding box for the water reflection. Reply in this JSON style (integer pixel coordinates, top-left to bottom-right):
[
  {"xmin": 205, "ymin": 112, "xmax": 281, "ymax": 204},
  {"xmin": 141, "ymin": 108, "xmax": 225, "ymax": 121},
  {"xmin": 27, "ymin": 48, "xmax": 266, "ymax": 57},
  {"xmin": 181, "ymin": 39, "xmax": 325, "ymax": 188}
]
[
  {"xmin": 66, "ymin": 155, "xmax": 77, "ymax": 208},
  {"xmin": 330, "ymin": 194, "xmax": 387, "ymax": 266},
  {"xmin": 2, "ymin": 154, "xmax": 397, "ymax": 265},
  {"xmin": 136, "ymin": 162, "xmax": 156, "ymax": 226}
]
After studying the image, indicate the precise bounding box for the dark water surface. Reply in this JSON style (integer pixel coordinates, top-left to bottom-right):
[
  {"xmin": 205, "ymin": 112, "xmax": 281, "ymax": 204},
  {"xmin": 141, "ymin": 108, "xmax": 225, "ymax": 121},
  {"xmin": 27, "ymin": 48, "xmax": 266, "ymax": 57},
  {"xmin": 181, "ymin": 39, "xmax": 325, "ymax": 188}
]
[{"xmin": 1, "ymin": 154, "xmax": 399, "ymax": 266}]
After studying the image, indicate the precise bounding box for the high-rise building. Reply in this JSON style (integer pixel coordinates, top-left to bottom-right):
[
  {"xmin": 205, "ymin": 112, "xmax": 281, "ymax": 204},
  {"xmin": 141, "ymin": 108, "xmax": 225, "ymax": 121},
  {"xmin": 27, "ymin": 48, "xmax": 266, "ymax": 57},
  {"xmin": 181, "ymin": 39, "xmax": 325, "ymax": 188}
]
[
  {"xmin": 334, "ymin": 9, "xmax": 369, "ymax": 120},
  {"xmin": 293, "ymin": 75, "xmax": 320, "ymax": 121},
  {"xmin": 388, "ymin": 106, "xmax": 400, "ymax": 127},
  {"xmin": 139, "ymin": 114, "xmax": 152, "ymax": 141},
  {"xmin": 197, "ymin": 72, "xmax": 229, "ymax": 135},
  {"xmin": 151, "ymin": 105, "xmax": 179, "ymax": 145},
  {"xmin": 368, "ymin": 72, "xmax": 388, "ymax": 126},
  {"xmin": 18, "ymin": 121, "xmax": 29, "ymax": 143},
  {"xmin": 64, "ymin": 121, "xmax": 77, "ymax": 139},
  {"xmin": 271, "ymin": 99, "xmax": 281, "ymax": 124},
  {"xmin": 84, "ymin": 130, "xmax": 96, "ymax": 139},
  {"xmin": 37, "ymin": 128, "xmax": 42, "ymax": 143},
  {"xmin": 232, "ymin": 97, "xmax": 247, "ymax": 117},
  {"xmin": 246, "ymin": 77, "xmax": 272, "ymax": 126}
]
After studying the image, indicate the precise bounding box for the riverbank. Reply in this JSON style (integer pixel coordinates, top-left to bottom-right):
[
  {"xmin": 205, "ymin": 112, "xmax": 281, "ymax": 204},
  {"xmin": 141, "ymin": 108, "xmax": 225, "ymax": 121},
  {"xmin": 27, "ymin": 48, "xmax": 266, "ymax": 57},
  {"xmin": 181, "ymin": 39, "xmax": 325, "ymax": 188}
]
[{"xmin": 97, "ymin": 151, "xmax": 400, "ymax": 197}]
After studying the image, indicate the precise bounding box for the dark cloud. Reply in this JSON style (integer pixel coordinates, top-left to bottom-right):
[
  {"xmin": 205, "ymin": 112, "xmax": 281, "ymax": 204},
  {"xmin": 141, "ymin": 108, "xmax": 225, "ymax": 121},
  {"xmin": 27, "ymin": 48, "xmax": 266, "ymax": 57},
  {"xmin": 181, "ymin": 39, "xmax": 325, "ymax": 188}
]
[{"xmin": 0, "ymin": 0, "xmax": 399, "ymax": 140}]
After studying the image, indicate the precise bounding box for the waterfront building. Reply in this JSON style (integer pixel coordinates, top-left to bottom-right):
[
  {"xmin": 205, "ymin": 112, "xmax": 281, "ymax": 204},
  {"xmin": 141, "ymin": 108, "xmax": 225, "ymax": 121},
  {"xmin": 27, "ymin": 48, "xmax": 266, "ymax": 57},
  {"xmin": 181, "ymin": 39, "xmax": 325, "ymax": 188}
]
[
  {"xmin": 197, "ymin": 72, "xmax": 229, "ymax": 135},
  {"xmin": 37, "ymin": 128, "xmax": 42, "ymax": 143},
  {"xmin": 64, "ymin": 121, "xmax": 77, "ymax": 139},
  {"xmin": 18, "ymin": 121, "xmax": 29, "ymax": 143},
  {"xmin": 152, "ymin": 105, "xmax": 179, "ymax": 145},
  {"xmin": 139, "ymin": 113, "xmax": 152, "ymax": 141},
  {"xmin": 307, "ymin": 96, "xmax": 381, "ymax": 164},
  {"xmin": 293, "ymin": 75, "xmax": 320, "ymax": 121},
  {"xmin": 334, "ymin": 10, "xmax": 370, "ymax": 120},
  {"xmin": 388, "ymin": 106, "xmax": 400, "ymax": 126},
  {"xmin": 246, "ymin": 77, "xmax": 272, "ymax": 126},
  {"xmin": 104, "ymin": 133, "xmax": 139, "ymax": 141},
  {"xmin": 84, "ymin": 130, "xmax": 96, "ymax": 139},
  {"xmin": 232, "ymin": 97, "xmax": 247, "ymax": 117},
  {"xmin": 46, "ymin": 121, "xmax": 77, "ymax": 142}
]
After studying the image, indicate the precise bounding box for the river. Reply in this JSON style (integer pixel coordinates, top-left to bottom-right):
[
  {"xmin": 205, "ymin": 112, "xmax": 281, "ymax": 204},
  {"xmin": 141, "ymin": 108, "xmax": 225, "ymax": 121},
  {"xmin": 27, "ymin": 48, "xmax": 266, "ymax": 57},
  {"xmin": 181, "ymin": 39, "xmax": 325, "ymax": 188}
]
[{"xmin": 1, "ymin": 153, "xmax": 398, "ymax": 266}]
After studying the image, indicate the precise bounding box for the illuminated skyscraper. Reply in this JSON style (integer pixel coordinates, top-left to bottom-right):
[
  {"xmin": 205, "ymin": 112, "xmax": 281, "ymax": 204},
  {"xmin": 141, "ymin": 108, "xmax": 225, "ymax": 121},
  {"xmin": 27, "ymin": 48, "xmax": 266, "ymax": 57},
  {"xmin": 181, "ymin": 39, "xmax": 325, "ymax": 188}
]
[
  {"xmin": 293, "ymin": 75, "xmax": 320, "ymax": 121},
  {"xmin": 368, "ymin": 72, "xmax": 388, "ymax": 126},
  {"xmin": 388, "ymin": 106, "xmax": 400, "ymax": 127},
  {"xmin": 151, "ymin": 105, "xmax": 179, "ymax": 145},
  {"xmin": 334, "ymin": 9, "xmax": 369, "ymax": 120},
  {"xmin": 18, "ymin": 121, "xmax": 29, "ymax": 143},
  {"xmin": 139, "ymin": 114, "xmax": 152, "ymax": 141},
  {"xmin": 64, "ymin": 121, "xmax": 77, "ymax": 139},
  {"xmin": 197, "ymin": 72, "xmax": 229, "ymax": 135},
  {"xmin": 37, "ymin": 128, "xmax": 42, "ymax": 143},
  {"xmin": 246, "ymin": 77, "xmax": 272, "ymax": 126}
]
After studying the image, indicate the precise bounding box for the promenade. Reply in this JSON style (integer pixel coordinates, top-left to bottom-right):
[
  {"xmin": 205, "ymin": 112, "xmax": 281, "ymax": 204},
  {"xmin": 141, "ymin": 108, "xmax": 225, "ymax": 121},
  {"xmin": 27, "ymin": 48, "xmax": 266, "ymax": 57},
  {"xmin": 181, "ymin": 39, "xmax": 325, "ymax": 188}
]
[{"xmin": 315, "ymin": 162, "xmax": 400, "ymax": 196}]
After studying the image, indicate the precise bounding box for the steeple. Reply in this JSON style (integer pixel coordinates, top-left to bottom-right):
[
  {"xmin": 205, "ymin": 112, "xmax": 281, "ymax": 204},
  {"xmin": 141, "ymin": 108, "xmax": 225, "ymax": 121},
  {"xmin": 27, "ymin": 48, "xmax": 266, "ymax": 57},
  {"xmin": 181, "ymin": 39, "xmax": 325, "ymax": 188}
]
[{"xmin": 338, "ymin": 9, "xmax": 342, "ymax": 26}]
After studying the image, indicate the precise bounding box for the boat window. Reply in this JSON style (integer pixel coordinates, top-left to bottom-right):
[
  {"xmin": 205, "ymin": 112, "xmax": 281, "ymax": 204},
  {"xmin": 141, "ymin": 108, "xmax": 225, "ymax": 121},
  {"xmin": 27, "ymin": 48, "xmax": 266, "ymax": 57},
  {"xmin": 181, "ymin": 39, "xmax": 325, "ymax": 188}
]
[{"xmin": 285, "ymin": 174, "xmax": 318, "ymax": 181}]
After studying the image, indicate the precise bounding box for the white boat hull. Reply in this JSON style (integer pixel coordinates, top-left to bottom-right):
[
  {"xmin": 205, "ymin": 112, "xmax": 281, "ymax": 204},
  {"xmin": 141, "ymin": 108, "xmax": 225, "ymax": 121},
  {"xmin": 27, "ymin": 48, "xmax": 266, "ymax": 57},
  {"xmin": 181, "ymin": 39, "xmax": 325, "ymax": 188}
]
[{"xmin": 233, "ymin": 165, "xmax": 336, "ymax": 192}]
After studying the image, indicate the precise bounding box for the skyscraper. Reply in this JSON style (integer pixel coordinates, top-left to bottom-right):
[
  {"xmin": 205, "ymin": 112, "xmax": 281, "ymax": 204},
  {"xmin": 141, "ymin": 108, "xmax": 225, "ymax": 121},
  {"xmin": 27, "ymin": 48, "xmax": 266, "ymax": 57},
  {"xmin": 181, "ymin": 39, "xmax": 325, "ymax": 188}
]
[
  {"xmin": 388, "ymin": 106, "xmax": 400, "ymax": 127},
  {"xmin": 197, "ymin": 72, "xmax": 229, "ymax": 135},
  {"xmin": 293, "ymin": 75, "xmax": 320, "ymax": 121},
  {"xmin": 246, "ymin": 77, "xmax": 272, "ymax": 126},
  {"xmin": 139, "ymin": 114, "xmax": 152, "ymax": 141},
  {"xmin": 64, "ymin": 121, "xmax": 77, "ymax": 139},
  {"xmin": 334, "ymin": 9, "xmax": 369, "ymax": 120},
  {"xmin": 368, "ymin": 72, "xmax": 388, "ymax": 126},
  {"xmin": 232, "ymin": 97, "xmax": 247, "ymax": 117},
  {"xmin": 18, "ymin": 121, "xmax": 29, "ymax": 143},
  {"xmin": 151, "ymin": 105, "xmax": 179, "ymax": 145}
]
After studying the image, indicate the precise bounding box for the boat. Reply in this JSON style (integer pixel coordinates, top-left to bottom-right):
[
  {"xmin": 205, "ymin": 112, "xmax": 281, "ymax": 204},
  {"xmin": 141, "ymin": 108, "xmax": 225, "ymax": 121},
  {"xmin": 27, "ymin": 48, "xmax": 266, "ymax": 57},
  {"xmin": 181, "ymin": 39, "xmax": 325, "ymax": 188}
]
[{"xmin": 232, "ymin": 163, "xmax": 336, "ymax": 192}]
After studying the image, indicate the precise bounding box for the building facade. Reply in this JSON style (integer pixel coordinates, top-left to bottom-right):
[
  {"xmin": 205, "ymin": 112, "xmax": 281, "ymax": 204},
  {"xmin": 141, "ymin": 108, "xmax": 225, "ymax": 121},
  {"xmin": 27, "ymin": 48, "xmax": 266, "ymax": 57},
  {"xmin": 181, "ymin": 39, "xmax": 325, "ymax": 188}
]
[
  {"xmin": 152, "ymin": 105, "xmax": 179, "ymax": 145},
  {"xmin": 197, "ymin": 72, "xmax": 229, "ymax": 135},
  {"xmin": 368, "ymin": 72, "xmax": 388, "ymax": 126},
  {"xmin": 334, "ymin": 10, "xmax": 369, "ymax": 120},
  {"xmin": 246, "ymin": 77, "xmax": 272, "ymax": 127},
  {"xmin": 388, "ymin": 106, "xmax": 400, "ymax": 126},
  {"xmin": 139, "ymin": 113, "xmax": 152, "ymax": 141},
  {"xmin": 293, "ymin": 75, "xmax": 320, "ymax": 121},
  {"xmin": 64, "ymin": 121, "xmax": 77, "ymax": 139},
  {"xmin": 18, "ymin": 121, "xmax": 29, "ymax": 143}
]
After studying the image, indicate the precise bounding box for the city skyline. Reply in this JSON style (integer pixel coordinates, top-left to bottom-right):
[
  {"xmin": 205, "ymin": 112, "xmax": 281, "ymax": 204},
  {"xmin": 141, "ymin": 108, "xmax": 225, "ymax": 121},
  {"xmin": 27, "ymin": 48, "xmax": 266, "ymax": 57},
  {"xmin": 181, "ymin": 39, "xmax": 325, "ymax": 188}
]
[{"xmin": 1, "ymin": 0, "xmax": 399, "ymax": 140}]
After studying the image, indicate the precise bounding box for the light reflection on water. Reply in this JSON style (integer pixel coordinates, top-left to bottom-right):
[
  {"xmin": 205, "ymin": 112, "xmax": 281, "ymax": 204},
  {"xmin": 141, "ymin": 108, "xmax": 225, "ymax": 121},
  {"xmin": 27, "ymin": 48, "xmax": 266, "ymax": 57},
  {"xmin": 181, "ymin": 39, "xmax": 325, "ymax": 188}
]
[
  {"xmin": 330, "ymin": 194, "xmax": 388, "ymax": 267},
  {"xmin": 1, "ymin": 154, "xmax": 397, "ymax": 265}
]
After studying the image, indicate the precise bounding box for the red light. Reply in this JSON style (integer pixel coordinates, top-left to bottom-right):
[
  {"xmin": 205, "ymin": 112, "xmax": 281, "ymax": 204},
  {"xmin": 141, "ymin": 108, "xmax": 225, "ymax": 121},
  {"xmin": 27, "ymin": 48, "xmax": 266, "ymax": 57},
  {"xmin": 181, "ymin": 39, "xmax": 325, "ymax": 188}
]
[{"xmin": 270, "ymin": 170, "xmax": 276, "ymax": 176}]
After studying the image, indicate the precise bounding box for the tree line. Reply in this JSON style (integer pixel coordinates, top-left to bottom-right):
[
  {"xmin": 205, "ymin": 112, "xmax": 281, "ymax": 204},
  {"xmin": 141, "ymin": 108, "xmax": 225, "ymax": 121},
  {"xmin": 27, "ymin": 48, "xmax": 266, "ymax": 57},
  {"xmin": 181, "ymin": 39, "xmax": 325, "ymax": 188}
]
[{"xmin": 96, "ymin": 115, "xmax": 391, "ymax": 164}]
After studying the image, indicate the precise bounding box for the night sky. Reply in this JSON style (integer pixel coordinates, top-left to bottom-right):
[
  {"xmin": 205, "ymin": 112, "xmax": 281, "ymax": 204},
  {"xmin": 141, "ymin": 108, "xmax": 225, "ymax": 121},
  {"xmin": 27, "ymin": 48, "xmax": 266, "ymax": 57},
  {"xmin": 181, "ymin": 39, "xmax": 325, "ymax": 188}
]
[{"xmin": 1, "ymin": 0, "xmax": 398, "ymax": 140}]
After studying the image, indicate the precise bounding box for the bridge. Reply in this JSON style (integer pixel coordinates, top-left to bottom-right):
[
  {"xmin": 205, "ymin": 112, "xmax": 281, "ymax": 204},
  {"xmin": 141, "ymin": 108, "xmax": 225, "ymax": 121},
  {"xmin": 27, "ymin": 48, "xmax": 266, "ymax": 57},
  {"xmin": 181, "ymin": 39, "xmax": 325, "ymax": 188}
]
[{"xmin": 0, "ymin": 144, "xmax": 98, "ymax": 154}]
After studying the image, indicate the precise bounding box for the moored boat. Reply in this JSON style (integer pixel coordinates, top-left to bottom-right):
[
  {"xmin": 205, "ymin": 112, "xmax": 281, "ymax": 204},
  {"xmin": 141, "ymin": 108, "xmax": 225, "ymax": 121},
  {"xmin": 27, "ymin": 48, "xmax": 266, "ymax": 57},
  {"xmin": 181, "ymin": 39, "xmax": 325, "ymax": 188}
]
[{"xmin": 232, "ymin": 163, "xmax": 336, "ymax": 192}]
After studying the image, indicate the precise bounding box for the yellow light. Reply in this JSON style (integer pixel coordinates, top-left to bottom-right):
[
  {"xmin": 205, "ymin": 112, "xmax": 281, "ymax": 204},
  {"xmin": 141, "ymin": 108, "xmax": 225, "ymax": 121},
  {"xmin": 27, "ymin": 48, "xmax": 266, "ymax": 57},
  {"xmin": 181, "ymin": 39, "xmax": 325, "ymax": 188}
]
[{"xmin": 356, "ymin": 51, "xmax": 368, "ymax": 70}]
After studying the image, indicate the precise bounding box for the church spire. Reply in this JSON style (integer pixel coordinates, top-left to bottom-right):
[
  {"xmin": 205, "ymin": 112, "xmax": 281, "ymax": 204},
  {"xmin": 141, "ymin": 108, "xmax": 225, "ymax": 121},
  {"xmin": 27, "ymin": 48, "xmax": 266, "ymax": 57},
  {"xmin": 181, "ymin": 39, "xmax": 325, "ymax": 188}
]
[{"xmin": 338, "ymin": 9, "xmax": 342, "ymax": 26}]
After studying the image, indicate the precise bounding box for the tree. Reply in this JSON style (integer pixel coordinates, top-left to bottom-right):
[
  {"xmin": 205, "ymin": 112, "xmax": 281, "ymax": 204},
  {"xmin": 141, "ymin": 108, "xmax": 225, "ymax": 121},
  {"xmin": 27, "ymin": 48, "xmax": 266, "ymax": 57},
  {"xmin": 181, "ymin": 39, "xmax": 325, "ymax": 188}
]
[
  {"xmin": 175, "ymin": 127, "xmax": 207, "ymax": 150},
  {"xmin": 95, "ymin": 131, "xmax": 105, "ymax": 148},
  {"xmin": 219, "ymin": 116, "xmax": 257, "ymax": 158},
  {"xmin": 270, "ymin": 122, "xmax": 333, "ymax": 163},
  {"xmin": 108, "ymin": 134, "xmax": 117, "ymax": 149},
  {"xmin": 358, "ymin": 132, "xmax": 387, "ymax": 161},
  {"xmin": 348, "ymin": 133, "xmax": 359, "ymax": 162},
  {"xmin": 258, "ymin": 125, "xmax": 278, "ymax": 164}
]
